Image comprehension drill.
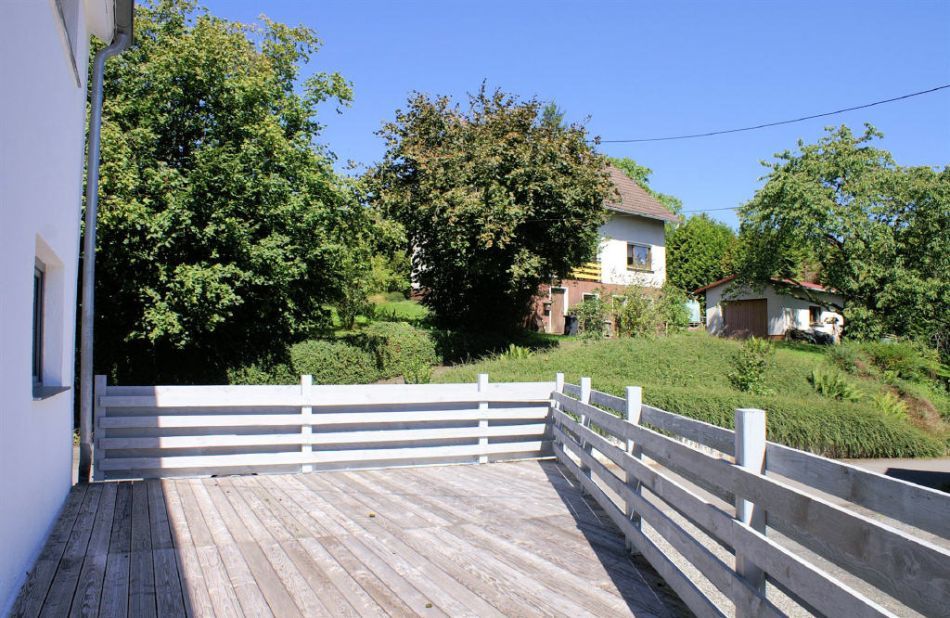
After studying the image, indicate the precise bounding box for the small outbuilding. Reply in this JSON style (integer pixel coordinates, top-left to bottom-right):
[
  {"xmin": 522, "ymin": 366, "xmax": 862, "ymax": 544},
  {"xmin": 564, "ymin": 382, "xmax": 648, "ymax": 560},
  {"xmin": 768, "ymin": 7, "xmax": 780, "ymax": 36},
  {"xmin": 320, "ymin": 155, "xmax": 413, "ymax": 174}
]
[{"xmin": 694, "ymin": 276, "xmax": 844, "ymax": 342}]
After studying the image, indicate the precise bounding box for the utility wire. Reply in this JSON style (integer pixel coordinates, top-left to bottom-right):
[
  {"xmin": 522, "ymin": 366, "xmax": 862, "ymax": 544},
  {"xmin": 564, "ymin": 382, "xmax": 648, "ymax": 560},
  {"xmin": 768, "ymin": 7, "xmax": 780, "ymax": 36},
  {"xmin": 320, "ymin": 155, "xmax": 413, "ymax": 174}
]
[{"xmin": 597, "ymin": 83, "xmax": 950, "ymax": 144}]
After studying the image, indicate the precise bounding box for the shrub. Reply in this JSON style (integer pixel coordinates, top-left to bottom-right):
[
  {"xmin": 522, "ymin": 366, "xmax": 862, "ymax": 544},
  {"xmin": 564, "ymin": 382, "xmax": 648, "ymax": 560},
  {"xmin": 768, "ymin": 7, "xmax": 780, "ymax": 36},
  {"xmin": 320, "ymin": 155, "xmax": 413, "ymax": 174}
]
[
  {"xmin": 861, "ymin": 341, "xmax": 940, "ymax": 383},
  {"xmin": 615, "ymin": 287, "xmax": 657, "ymax": 338},
  {"xmin": 500, "ymin": 344, "xmax": 534, "ymax": 360},
  {"xmin": 226, "ymin": 361, "xmax": 296, "ymax": 385},
  {"xmin": 363, "ymin": 322, "xmax": 438, "ymax": 383},
  {"xmin": 874, "ymin": 391, "xmax": 908, "ymax": 419},
  {"xmin": 614, "ymin": 284, "xmax": 690, "ymax": 337},
  {"xmin": 827, "ymin": 343, "xmax": 860, "ymax": 374},
  {"xmin": 570, "ymin": 296, "xmax": 608, "ymax": 339},
  {"xmin": 289, "ymin": 340, "xmax": 379, "ymax": 384},
  {"xmin": 728, "ymin": 337, "xmax": 776, "ymax": 394},
  {"xmin": 808, "ymin": 368, "xmax": 862, "ymax": 401},
  {"xmin": 656, "ymin": 284, "xmax": 691, "ymax": 334}
]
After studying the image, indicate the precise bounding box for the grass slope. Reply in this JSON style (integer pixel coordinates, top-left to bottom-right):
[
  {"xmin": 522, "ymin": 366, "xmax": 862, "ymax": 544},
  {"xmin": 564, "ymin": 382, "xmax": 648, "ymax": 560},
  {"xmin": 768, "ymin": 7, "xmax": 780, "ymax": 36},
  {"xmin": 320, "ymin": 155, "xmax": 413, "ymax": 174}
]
[{"xmin": 436, "ymin": 332, "xmax": 945, "ymax": 459}]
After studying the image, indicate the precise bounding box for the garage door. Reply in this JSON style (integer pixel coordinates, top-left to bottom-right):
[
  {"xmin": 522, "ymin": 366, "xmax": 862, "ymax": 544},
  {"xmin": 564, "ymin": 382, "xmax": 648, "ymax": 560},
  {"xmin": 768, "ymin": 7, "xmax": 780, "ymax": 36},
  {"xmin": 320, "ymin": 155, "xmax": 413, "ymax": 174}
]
[{"xmin": 723, "ymin": 299, "xmax": 768, "ymax": 338}]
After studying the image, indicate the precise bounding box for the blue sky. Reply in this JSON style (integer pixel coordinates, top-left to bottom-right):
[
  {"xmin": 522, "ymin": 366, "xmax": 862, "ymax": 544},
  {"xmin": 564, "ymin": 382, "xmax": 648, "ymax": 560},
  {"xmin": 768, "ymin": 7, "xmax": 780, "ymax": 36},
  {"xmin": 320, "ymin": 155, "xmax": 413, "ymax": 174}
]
[{"xmin": 203, "ymin": 0, "xmax": 950, "ymax": 228}]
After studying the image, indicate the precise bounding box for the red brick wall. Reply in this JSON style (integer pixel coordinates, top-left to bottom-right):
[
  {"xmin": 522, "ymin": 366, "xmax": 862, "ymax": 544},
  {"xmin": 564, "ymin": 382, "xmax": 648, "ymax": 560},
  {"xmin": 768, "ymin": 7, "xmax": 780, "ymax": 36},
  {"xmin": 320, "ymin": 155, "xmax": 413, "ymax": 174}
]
[{"xmin": 531, "ymin": 280, "xmax": 631, "ymax": 333}]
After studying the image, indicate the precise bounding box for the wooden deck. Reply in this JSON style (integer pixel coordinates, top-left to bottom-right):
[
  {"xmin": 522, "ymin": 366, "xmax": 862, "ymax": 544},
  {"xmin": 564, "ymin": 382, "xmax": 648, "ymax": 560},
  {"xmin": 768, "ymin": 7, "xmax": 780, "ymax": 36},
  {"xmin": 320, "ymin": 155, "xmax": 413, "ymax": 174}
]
[{"xmin": 11, "ymin": 460, "xmax": 687, "ymax": 617}]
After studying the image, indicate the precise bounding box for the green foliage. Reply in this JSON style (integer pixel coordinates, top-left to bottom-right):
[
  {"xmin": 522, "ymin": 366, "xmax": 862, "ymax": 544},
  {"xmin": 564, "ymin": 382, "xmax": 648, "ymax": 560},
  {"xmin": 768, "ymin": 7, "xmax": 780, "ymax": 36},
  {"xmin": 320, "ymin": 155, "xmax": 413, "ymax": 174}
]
[
  {"xmin": 728, "ymin": 338, "xmax": 776, "ymax": 394},
  {"xmin": 367, "ymin": 86, "xmax": 613, "ymax": 331},
  {"xmin": 809, "ymin": 368, "xmax": 862, "ymax": 401},
  {"xmin": 570, "ymin": 296, "xmax": 609, "ymax": 339},
  {"xmin": 369, "ymin": 296, "xmax": 429, "ymax": 325},
  {"xmin": 613, "ymin": 285, "xmax": 690, "ymax": 337},
  {"xmin": 363, "ymin": 322, "xmax": 438, "ymax": 382},
  {"xmin": 734, "ymin": 125, "xmax": 950, "ymax": 357},
  {"xmin": 94, "ymin": 0, "xmax": 369, "ymax": 382},
  {"xmin": 500, "ymin": 344, "xmax": 534, "ymax": 360},
  {"xmin": 861, "ymin": 341, "xmax": 941, "ymax": 383},
  {"xmin": 289, "ymin": 340, "xmax": 379, "ymax": 384},
  {"xmin": 666, "ymin": 214, "xmax": 736, "ymax": 292},
  {"xmin": 226, "ymin": 360, "xmax": 296, "ymax": 385},
  {"xmin": 436, "ymin": 333, "xmax": 944, "ymax": 458},
  {"xmin": 874, "ymin": 391, "xmax": 908, "ymax": 419},
  {"xmin": 608, "ymin": 157, "xmax": 683, "ymax": 215},
  {"xmin": 828, "ymin": 343, "xmax": 861, "ymax": 373},
  {"xmin": 656, "ymin": 284, "xmax": 691, "ymax": 334}
]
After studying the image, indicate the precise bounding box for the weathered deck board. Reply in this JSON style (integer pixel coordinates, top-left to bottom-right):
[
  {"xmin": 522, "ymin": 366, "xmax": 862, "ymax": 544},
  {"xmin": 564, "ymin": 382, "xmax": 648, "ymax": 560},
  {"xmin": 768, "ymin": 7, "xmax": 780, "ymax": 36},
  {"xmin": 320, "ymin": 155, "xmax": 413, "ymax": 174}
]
[{"xmin": 11, "ymin": 461, "xmax": 688, "ymax": 617}]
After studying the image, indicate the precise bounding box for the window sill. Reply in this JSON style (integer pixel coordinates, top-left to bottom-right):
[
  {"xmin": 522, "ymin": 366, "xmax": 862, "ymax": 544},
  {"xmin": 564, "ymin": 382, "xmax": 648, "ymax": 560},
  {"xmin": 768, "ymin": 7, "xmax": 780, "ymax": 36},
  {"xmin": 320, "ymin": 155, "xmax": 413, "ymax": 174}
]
[
  {"xmin": 627, "ymin": 268, "xmax": 655, "ymax": 274},
  {"xmin": 33, "ymin": 385, "xmax": 71, "ymax": 401}
]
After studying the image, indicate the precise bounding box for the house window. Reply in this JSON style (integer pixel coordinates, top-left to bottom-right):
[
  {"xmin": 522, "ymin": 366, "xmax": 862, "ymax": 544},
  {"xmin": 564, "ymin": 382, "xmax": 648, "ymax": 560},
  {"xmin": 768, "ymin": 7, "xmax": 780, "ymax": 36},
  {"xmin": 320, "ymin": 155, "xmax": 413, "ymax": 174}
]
[
  {"xmin": 582, "ymin": 293, "xmax": 599, "ymax": 302},
  {"xmin": 33, "ymin": 263, "xmax": 45, "ymax": 385},
  {"xmin": 626, "ymin": 243, "xmax": 651, "ymax": 271},
  {"xmin": 809, "ymin": 306, "xmax": 821, "ymax": 325}
]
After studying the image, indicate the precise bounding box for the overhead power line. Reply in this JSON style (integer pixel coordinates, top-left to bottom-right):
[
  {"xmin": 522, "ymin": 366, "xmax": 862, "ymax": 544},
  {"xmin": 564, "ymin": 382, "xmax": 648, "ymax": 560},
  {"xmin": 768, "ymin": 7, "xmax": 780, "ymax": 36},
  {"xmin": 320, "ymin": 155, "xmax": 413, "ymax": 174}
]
[{"xmin": 597, "ymin": 83, "xmax": 950, "ymax": 144}]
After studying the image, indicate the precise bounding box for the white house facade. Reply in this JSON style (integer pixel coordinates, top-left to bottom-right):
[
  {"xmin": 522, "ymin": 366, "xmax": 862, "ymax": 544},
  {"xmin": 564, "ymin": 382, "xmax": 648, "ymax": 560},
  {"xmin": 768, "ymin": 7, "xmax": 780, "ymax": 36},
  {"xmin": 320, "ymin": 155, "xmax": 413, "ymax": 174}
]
[
  {"xmin": 535, "ymin": 166, "xmax": 678, "ymax": 334},
  {"xmin": 697, "ymin": 276, "xmax": 845, "ymax": 341},
  {"xmin": 0, "ymin": 1, "xmax": 118, "ymax": 611}
]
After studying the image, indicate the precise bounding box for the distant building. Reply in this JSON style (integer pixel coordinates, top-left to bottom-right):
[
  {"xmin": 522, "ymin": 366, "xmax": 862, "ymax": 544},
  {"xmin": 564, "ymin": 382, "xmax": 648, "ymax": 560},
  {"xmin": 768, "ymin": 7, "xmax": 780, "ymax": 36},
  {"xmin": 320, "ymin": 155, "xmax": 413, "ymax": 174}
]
[
  {"xmin": 695, "ymin": 276, "xmax": 844, "ymax": 342},
  {"xmin": 534, "ymin": 165, "xmax": 678, "ymax": 334}
]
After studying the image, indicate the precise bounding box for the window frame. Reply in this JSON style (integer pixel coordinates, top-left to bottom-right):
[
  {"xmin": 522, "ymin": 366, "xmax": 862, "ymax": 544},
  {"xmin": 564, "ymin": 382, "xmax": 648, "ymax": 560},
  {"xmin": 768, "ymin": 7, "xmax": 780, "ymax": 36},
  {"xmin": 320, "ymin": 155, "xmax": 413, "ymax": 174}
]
[
  {"xmin": 626, "ymin": 242, "xmax": 652, "ymax": 272},
  {"xmin": 33, "ymin": 261, "xmax": 46, "ymax": 386},
  {"xmin": 808, "ymin": 305, "xmax": 822, "ymax": 325}
]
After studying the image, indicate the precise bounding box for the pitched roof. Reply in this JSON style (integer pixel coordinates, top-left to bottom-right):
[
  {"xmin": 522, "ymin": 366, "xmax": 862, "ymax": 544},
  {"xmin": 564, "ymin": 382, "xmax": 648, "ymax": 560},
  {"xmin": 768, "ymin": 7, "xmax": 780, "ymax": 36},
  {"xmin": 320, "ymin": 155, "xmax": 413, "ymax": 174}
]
[
  {"xmin": 693, "ymin": 275, "xmax": 835, "ymax": 295},
  {"xmin": 604, "ymin": 165, "xmax": 679, "ymax": 222}
]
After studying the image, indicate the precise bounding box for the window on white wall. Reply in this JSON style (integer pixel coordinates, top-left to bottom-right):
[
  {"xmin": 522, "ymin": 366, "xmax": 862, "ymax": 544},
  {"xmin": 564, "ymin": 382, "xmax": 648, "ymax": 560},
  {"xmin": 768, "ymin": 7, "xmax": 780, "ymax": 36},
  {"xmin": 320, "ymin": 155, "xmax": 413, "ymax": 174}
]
[
  {"xmin": 33, "ymin": 262, "xmax": 46, "ymax": 385},
  {"xmin": 627, "ymin": 243, "xmax": 652, "ymax": 271}
]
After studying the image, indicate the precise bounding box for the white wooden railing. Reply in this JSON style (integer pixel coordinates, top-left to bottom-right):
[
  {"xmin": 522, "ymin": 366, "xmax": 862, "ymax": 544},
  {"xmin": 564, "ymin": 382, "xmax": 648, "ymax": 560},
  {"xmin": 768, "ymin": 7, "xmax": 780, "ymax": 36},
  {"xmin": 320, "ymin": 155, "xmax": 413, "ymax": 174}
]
[
  {"xmin": 93, "ymin": 372, "xmax": 950, "ymax": 616},
  {"xmin": 553, "ymin": 377, "xmax": 950, "ymax": 618},
  {"xmin": 93, "ymin": 374, "xmax": 553, "ymax": 480}
]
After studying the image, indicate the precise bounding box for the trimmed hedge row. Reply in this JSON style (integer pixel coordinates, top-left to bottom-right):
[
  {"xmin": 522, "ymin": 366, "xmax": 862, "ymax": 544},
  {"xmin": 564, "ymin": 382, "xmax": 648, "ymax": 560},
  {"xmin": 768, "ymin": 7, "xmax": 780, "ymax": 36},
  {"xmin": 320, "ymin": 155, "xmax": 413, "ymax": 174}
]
[{"xmin": 640, "ymin": 385, "xmax": 944, "ymax": 459}]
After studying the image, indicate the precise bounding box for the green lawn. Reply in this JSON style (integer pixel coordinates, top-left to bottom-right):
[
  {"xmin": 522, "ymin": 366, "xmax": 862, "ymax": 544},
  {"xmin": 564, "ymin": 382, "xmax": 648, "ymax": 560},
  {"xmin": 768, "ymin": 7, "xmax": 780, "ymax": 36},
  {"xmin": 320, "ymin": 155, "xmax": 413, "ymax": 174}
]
[
  {"xmin": 436, "ymin": 332, "xmax": 947, "ymax": 459},
  {"xmin": 367, "ymin": 293, "xmax": 429, "ymax": 324}
]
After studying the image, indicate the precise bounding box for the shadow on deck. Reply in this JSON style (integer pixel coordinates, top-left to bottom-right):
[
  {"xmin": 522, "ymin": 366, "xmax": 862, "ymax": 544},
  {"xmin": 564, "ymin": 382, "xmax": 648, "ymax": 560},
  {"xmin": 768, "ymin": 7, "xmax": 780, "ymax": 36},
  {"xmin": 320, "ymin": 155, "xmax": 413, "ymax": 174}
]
[{"xmin": 12, "ymin": 460, "xmax": 687, "ymax": 617}]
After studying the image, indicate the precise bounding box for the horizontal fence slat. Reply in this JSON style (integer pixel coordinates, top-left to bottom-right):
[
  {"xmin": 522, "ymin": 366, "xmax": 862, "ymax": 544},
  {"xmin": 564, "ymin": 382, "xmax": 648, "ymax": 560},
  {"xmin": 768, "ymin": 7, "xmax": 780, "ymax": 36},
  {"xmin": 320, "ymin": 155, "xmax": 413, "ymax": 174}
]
[
  {"xmin": 99, "ymin": 424, "xmax": 548, "ymax": 450},
  {"xmin": 100, "ymin": 382, "xmax": 555, "ymax": 408},
  {"xmin": 552, "ymin": 442, "xmax": 724, "ymax": 617},
  {"xmin": 766, "ymin": 442, "xmax": 950, "ymax": 539},
  {"xmin": 99, "ymin": 441, "xmax": 550, "ymax": 471},
  {"xmin": 641, "ymin": 405, "xmax": 735, "ymax": 455},
  {"xmin": 553, "ymin": 424, "xmax": 781, "ymax": 617},
  {"xmin": 563, "ymin": 383, "xmax": 581, "ymax": 398},
  {"xmin": 552, "ymin": 410, "xmax": 894, "ymax": 618},
  {"xmin": 99, "ymin": 408, "xmax": 549, "ymax": 429}
]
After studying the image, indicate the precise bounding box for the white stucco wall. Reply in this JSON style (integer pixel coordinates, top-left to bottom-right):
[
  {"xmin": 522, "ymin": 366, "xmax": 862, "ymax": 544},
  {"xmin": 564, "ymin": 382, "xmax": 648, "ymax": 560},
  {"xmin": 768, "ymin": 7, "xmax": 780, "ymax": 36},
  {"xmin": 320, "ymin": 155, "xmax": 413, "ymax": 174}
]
[
  {"xmin": 0, "ymin": 1, "xmax": 97, "ymax": 611},
  {"xmin": 597, "ymin": 213, "xmax": 666, "ymax": 288},
  {"xmin": 705, "ymin": 282, "xmax": 844, "ymax": 339}
]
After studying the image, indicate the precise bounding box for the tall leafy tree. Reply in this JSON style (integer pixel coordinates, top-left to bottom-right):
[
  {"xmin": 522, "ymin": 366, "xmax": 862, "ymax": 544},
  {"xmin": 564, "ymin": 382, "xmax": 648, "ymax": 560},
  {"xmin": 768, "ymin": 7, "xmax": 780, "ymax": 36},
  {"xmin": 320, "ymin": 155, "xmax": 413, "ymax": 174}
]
[
  {"xmin": 608, "ymin": 156, "xmax": 683, "ymax": 215},
  {"xmin": 367, "ymin": 87, "xmax": 613, "ymax": 330},
  {"xmin": 94, "ymin": 0, "xmax": 368, "ymax": 382},
  {"xmin": 735, "ymin": 125, "xmax": 949, "ymax": 352},
  {"xmin": 666, "ymin": 214, "xmax": 735, "ymax": 292}
]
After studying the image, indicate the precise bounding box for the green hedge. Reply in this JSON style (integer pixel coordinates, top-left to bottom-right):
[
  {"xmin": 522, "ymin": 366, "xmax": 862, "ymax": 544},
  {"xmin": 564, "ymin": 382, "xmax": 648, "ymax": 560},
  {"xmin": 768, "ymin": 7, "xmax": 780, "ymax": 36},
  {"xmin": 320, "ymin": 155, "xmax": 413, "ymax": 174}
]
[
  {"xmin": 289, "ymin": 340, "xmax": 379, "ymax": 384},
  {"xmin": 643, "ymin": 385, "xmax": 944, "ymax": 458},
  {"xmin": 363, "ymin": 322, "xmax": 437, "ymax": 383}
]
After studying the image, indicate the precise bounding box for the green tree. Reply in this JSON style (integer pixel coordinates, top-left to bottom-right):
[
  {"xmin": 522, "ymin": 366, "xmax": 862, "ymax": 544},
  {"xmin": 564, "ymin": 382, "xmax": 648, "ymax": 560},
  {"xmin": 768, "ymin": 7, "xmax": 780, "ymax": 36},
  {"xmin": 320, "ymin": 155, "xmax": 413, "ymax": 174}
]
[
  {"xmin": 735, "ymin": 125, "xmax": 950, "ymax": 354},
  {"xmin": 367, "ymin": 87, "xmax": 613, "ymax": 330},
  {"xmin": 608, "ymin": 156, "xmax": 683, "ymax": 215},
  {"xmin": 94, "ymin": 0, "xmax": 368, "ymax": 382},
  {"xmin": 666, "ymin": 214, "xmax": 735, "ymax": 292}
]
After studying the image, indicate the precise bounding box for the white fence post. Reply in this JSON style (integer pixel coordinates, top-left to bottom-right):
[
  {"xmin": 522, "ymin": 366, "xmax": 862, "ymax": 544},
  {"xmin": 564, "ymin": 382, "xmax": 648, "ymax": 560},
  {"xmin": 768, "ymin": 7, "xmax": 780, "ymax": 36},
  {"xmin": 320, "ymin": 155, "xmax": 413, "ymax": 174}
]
[
  {"xmin": 578, "ymin": 377, "xmax": 593, "ymax": 485},
  {"xmin": 624, "ymin": 386, "xmax": 643, "ymax": 553},
  {"xmin": 734, "ymin": 407, "xmax": 767, "ymax": 613},
  {"xmin": 301, "ymin": 375, "xmax": 313, "ymax": 473},
  {"xmin": 478, "ymin": 373, "xmax": 489, "ymax": 464},
  {"xmin": 92, "ymin": 375, "xmax": 107, "ymax": 482}
]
